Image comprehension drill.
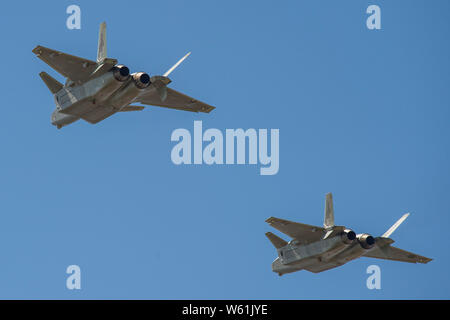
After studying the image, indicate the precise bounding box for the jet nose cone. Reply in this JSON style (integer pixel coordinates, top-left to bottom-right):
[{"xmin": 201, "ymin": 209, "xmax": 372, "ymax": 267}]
[{"xmin": 51, "ymin": 111, "xmax": 57, "ymax": 124}]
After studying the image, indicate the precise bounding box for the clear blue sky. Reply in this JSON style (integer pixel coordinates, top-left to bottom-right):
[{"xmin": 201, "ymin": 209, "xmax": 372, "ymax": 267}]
[{"xmin": 0, "ymin": 0, "xmax": 448, "ymax": 299}]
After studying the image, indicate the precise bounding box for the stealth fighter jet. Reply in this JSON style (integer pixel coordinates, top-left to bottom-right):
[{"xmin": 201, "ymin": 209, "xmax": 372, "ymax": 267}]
[
  {"xmin": 265, "ymin": 193, "xmax": 432, "ymax": 275},
  {"xmin": 33, "ymin": 22, "xmax": 214, "ymax": 129}
]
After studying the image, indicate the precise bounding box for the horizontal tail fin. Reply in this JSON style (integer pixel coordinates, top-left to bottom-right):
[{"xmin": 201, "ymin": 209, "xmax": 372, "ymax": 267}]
[
  {"xmin": 265, "ymin": 232, "xmax": 288, "ymax": 249},
  {"xmin": 39, "ymin": 72, "xmax": 63, "ymax": 94}
]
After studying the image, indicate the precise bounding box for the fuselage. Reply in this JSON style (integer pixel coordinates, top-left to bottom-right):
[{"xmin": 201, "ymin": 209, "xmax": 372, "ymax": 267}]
[
  {"xmin": 272, "ymin": 230, "xmax": 374, "ymax": 275},
  {"xmin": 50, "ymin": 65, "xmax": 150, "ymax": 128}
]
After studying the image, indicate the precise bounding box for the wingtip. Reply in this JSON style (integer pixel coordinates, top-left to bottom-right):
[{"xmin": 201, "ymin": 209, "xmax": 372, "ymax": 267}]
[
  {"xmin": 416, "ymin": 256, "xmax": 433, "ymax": 264},
  {"xmin": 265, "ymin": 217, "xmax": 275, "ymax": 223},
  {"xmin": 200, "ymin": 105, "xmax": 215, "ymax": 113},
  {"xmin": 32, "ymin": 45, "xmax": 42, "ymax": 54}
]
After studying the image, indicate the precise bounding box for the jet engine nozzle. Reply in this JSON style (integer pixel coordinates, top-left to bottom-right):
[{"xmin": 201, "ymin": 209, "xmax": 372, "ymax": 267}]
[
  {"xmin": 357, "ymin": 233, "xmax": 375, "ymax": 249},
  {"xmin": 132, "ymin": 72, "xmax": 151, "ymax": 89},
  {"xmin": 341, "ymin": 229, "xmax": 356, "ymax": 244},
  {"xmin": 112, "ymin": 65, "xmax": 130, "ymax": 81}
]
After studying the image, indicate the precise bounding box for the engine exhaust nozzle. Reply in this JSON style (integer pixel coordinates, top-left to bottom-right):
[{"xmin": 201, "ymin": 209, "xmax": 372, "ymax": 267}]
[
  {"xmin": 112, "ymin": 65, "xmax": 130, "ymax": 81},
  {"xmin": 357, "ymin": 233, "xmax": 375, "ymax": 249},
  {"xmin": 132, "ymin": 72, "xmax": 151, "ymax": 89}
]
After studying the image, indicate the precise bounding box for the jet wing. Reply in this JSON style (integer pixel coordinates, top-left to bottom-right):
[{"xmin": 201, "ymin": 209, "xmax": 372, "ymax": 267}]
[
  {"xmin": 119, "ymin": 105, "xmax": 145, "ymax": 112},
  {"xmin": 32, "ymin": 45, "xmax": 116, "ymax": 83},
  {"xmin": 363, "ymin": 245, "xmax": 432, "ymax": 264},
  {"xmin": 80, "ymin": 105, "xmax": 115, "ymax": 124},
  {"xmin": 304, "ymin": 262, "xmax": 343, "ymax": 273},
  {"xmin": 80, "ymin": 105, "xmax": 145, "ymax": 124},
  {"xmin": 136, "ymin": 87, "xmax": 215, "ymax": 113},
  {"xmin": 265, "ymin": 217, "xmax": 325, "ymax": 244}
]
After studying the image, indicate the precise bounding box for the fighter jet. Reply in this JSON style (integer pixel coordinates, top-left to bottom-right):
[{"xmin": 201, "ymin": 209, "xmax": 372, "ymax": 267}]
[
  {"xmin": 265, "ymin": 193, "xmax": 432, "ymax": 275},
  {"xmin": 32, "ymin": 22, "xmax": 214, "ymax": 129}
]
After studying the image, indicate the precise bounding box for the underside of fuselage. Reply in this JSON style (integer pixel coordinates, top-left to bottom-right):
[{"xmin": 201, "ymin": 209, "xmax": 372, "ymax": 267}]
[
  {"xmin": 51, "ymin": 66, "xmax": 148, "ymax": 128},
  {"xmin": 272, "ymin": 252, "xmax": 359, "ymax": 275},
  {"xmin": 271, "ymin": 236, "xmax": 366, "ymax": 275},
  {"xmin": 51, "ymin": 103, "xmax": 118, "ymax": 129}
]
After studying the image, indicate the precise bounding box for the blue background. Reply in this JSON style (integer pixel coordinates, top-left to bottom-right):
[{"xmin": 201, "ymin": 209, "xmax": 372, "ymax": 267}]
[{"xmin": 0, "ymin": 0, "xmax": 448, "ymax": 299}]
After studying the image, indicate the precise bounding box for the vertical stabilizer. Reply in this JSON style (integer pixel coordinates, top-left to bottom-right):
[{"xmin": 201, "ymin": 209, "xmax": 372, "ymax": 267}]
[
  {"xmin": 324, "ymin": 192, "xmax": 335, "ymax": 229},
  {"xmin": 163, "ymin": 52, "xmax": 191, "ymax": 77},
  {"xmin": 382, "ymin": 213, "xmax": 410, "ymax": 238},
  {"xmin": 97, "ymin": 22, "xmax": 107, "ymax": 63}
]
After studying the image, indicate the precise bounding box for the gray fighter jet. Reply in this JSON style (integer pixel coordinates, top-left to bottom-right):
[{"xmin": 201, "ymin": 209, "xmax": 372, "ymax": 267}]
[
  {"xmin": 266, "ymin": 193, "xmax": 432, "ymax": 275},
  {"xmin": 33, "ymin": 22, "xmax": 214, "ymax": 129}
]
